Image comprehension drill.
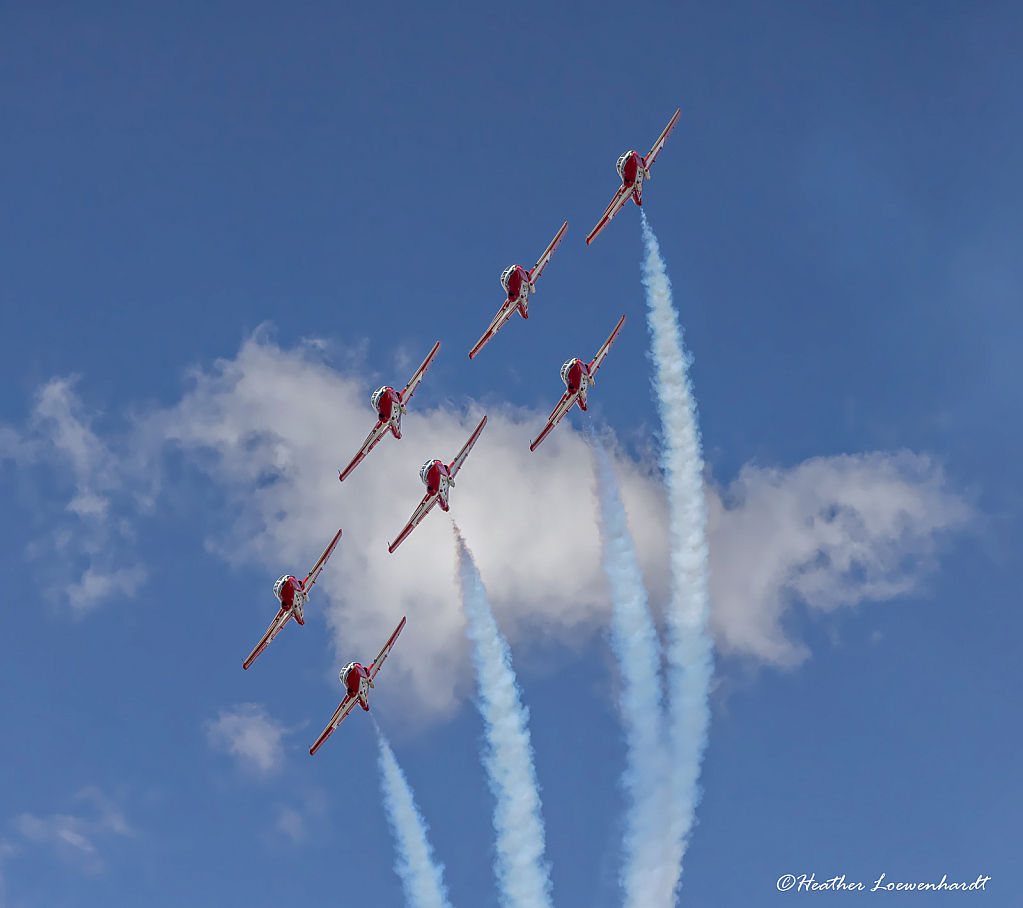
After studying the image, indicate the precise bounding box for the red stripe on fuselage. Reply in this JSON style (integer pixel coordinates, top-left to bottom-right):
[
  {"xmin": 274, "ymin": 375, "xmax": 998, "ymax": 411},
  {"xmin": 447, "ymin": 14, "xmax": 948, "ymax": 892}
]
[
  {"xmin": 565, "ymin": 361, "xmax": 586, "ymax": 392},
  {"xmin": 376, "ymin": 388, "xmax": 400, "ymax": 421},
  {"xmin": 505, "ymin": 267, "xmax": 527, "ymax": 301}
]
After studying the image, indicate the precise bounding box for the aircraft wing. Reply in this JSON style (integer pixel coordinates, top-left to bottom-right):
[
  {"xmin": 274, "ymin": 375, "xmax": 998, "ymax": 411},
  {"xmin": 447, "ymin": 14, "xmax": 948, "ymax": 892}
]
[
  {"xmin": 644, "ymin": 108, "xmax": 681, "ymax": 170},
  {"xmin": 339, "ymin": 420, "xmax": 389, "ymax": 482},
  {"xmin": 400, "ymin": 341, "xmax": 441, "ymax": 405},
  {"xmin": 309, "ymin": 694, "xmax": 358, "ymax": 755},
  {"xmin": 388, "ymin": 493, "xmax": 440, "ymax": 553},
  {"xmin": 529, "ymin": 389, "xmax": 577, "ymax": 452},
  {"xmin": 368, "ymin": 616, "xmax": 407, "ymax": 681},
  {"xmin": 469, "ymin": 300, "xmax": 517, "ymax": 360},
  {"xmin": 303, "ymin": 528, "xmax": 343, "ymax": 589},
  {"xmin": 449, "ymin": 415, "xmax": 488, "ymax": 480},
  {"xmin": 243, "ymin": 605, "xmax": 293, "ymax": 670},
  {"xmin": 528, "ymin": 221, "xmax": 568, "ymax": 284},
  {"xmin": 585, "ymin": 184, "xmax": 633, "ymax": 245},
  {"xmin": 589, "ymin": 315, "xmax": 626, "ymax": 375}
]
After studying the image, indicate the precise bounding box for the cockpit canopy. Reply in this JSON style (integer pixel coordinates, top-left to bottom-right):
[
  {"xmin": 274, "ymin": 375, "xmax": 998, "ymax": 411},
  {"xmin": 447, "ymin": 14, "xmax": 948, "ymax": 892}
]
[
  {"xmin": 561, "ymin": 358, "xmax": 579, "ymax": 385},
  {"xmin": 273, "ymin": 574, "xmax": 292, "ymax": 601},
  {"xmin": 420, "ymin": 459, "xmax": 440, "ymax": 487},
  {"xmin": 339, "ymin": 661, "xmax": 358, "ymax": 684},
  {"xmin": 617, "ymin": 151, "xmax": 633, "ymax": 178},
  {"xmin": 370, "ymin": 386, "xmax": 390, "ymax": 412},
  {"xmin": 500, "ymin": 265, "xmax": 516, "ymax": 292}
]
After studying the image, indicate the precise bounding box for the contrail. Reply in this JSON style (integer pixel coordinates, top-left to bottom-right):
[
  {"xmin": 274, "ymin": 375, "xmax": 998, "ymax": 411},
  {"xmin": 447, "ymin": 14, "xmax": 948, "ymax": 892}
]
[
  {"xmin": 454, "ymin": 526, "xmax": 553, "ymax": 908},
  {"xmin": 376, "ymin": 726, "xmax": 454, "ymax": 908},
  {"xmin": 640, "ymin": 211, "xmax": 715, "ymax": 897},
  {"xmin": 590, "ymin": 437, "xmax": 675, "ymax": 908}
]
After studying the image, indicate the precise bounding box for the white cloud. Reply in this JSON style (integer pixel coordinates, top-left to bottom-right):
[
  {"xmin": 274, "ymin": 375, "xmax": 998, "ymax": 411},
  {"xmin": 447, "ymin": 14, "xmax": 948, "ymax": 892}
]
[
  {"xmin": 11, "ymin": 787, "xmax": 132, "ymax": 874},
  {"xmin": 206, "ymin": 703, "xmax": 287, "ymax": 775},
  {"xmin": 1, "ymin": 335, "xmax": 975, "ymax": 713},
  {"xmin": 706, "ymin": 453, "xmax": 973, "ymax": 665},
  {"xmin": 142, "ymin": 336, "xmax": 666, "ymax": 718},
  {"xmin": 276, "ymin": 807, "xmax": 305, "ymax": 843},
  {"xmin": 0, "ymin": 377, "xmax": 146, "ymax": 610},
  {"xmin": 65, "ymin": 566, "xmax": 147, "ymax": 609}
]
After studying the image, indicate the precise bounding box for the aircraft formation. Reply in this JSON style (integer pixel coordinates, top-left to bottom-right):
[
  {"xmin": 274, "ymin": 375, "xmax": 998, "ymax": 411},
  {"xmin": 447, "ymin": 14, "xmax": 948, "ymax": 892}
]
[{"xmin": 241, "ymin": 108, "xmax": 682, "ymax": 755}]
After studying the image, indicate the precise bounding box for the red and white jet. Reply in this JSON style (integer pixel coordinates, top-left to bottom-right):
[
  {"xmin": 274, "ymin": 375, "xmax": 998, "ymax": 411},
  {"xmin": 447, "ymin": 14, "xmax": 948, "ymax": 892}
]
[
  {"xmin": 529, "ymin": 316, "xmax": 626, "ymax": 451},
  {"xmin": 243, "ymin": 528, "xmax": 343, "ymax": 670},
  {"xmin": 309, "ymin": 616, "xmax": 406, "ymax": 755},
  {"xmin": 388, "ymin": 415, "xmax": 488, "ymax": 553},
  {"xmin": 339, "ymin": 342, "xmax": 442, "ymax": 482},
  {"xmin": 585, "ymin": 109, "xmax": 681, "ymax": 245},
  {"xmin": 468, "ymin": 222, "xmax": 568, "ymax": 359}
]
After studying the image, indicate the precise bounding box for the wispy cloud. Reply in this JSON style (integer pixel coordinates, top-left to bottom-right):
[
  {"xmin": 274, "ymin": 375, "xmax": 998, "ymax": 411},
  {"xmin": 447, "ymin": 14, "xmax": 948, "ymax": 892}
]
[
  {"xmin": 276, "ymin": 807, "xmax": 305, "ymax": 843},
  {"xmin": 707, "ymin": 452, "xmax": 973, "ymax": 664},
  {"xmin": 206, "ymin": 703, "xmax": 287, "ymax": 776},
  {"xmin": 270, "ymin": 789, "xmax": 328, "ymax": 845},
  {"xmin": 11, "ymin": 787, "xmax": 132, "ymax": 874},
  {"xmin": 0, "ymin": 376, "xmax": 146, "ymax": 610}
]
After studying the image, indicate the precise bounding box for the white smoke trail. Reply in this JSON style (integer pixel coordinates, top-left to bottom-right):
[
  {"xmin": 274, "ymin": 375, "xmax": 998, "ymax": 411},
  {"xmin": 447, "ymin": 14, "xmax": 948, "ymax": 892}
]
[
  {"xmin": 640, "ymin": 212, "xmax": 715, "ymax": 896},
  {"xmin": 376, "ymin": 726, "xmax": 454, "ymax": 908},
  {"xmin": 454, "ymin": 526, "xmax": 553, "ymax": 908},
  {"xmin": 590, "ymin": 438, "xmax": 675, "ymax": 908}
]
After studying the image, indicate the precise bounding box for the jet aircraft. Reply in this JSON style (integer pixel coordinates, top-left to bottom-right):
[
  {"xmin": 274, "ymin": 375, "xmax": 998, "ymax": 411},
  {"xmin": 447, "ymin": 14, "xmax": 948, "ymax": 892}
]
[
  {"xmin": 388, "ymin": 415, "xmax": 488, "ymax": 553},
  {"xmin": 585, "ymin": 109, "xmax": 681, "ymax": 245},
  {"xmin": 309, "ymin": 616, "xmax": 406, "ymax": 755},
  {"xmin": 529, "ymin": 316, "xmax": 626, "ymax": 451},
  {"xmin": 243, "ymin": 528, "xmax": 343, "ymax": 670},
  {"xmin": 339, "ymin": 342, "xmax": 442, "ymax": 482},
  {"xmin": 469, "ymin": 222, "xmax": 568, "ymax": 359}
]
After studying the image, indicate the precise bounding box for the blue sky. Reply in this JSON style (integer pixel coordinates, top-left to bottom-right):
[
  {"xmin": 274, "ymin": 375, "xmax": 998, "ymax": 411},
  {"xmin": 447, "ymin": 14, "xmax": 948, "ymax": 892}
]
[{"xmin": 1, "ymin": 1, "xmax": 1020, "ymax": 906}]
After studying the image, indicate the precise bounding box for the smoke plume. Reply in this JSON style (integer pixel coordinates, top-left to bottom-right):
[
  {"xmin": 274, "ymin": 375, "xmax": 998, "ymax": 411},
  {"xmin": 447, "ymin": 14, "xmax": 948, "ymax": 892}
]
[
  {"xmin": 454, "ymin": 526, "xmax": 552, "ymax": 908},
  {"xmin": 641, "ymin": 212, "xmax": 715, "ymax": 896},
  {"xmin": 376, "ymin": 727, "xmax": 453, "ymax": 908},
  {"xmin": 591, "ymin": 439, "xmax": 675, "ymax": 908}
]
